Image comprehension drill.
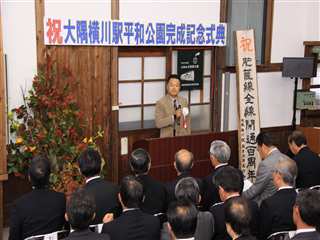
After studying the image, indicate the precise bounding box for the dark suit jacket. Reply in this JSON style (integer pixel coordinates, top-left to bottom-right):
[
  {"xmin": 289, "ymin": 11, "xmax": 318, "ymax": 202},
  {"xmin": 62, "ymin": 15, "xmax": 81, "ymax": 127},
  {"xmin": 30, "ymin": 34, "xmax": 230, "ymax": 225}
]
[
  {"xmin": 291, "ymin": 231, "xmax": 320, "ymax": 240},
  {"xmin": 166, "ymin": 172, "xmax": 203, "ymax": 205},
  {"xmin": 294, "ymin": 147, "xmax": 320, "ymax": 189},
  {"xmin": 136, "ymin": 174, "xmax": 167, "ymax": 214},
  {"xmin": 101, "ymin": 209, "xmax": 160, "ymax": 240},
  {"xmin": 9, "ymin": 188, "xmax": 66, "ymax": 240},
  {"xmin": 202, "ymin": 164, "xmax": 243, "ymax": 211},
  {"xmin": 83, "ymin": 177, "xmax": 120, "ymax": 224},
  {"xmin": 259, "ymin": 188, "xmax": 297, "ymax": 240},
  {"xmin": 62, "ymin": 229, "xmax": 110, "ymax": 240},
  {"xmin": 161, "ymin": 211, "xmax": 215, "ymax": 240},
  {"xmin": 210, "ymin": 197, "xmax": 259, "ymax": 240},
  {"xmin": 236, "ymin": 235, "xmax": 257, "ymax": 240}
]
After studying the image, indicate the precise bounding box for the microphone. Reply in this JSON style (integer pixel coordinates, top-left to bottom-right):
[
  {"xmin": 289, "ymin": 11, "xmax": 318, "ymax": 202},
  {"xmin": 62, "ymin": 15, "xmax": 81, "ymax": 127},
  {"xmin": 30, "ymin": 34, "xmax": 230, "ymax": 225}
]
[
  {"xmin": 173, "ymin": 99, "xmax": 181, "ymax": 125},
  {"xmin": 182, "ymin": 107, "xmax": 189, "ymax": 129},
  {"xmin": 174, "ymin": 99, "xmax": 181, "ymax": 111}
]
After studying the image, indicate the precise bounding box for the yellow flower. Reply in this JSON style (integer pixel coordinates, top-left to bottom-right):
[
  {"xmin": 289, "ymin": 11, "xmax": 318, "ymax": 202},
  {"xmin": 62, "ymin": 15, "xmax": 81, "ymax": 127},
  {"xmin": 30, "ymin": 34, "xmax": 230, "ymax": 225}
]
[
  {"xmin": 88, "ymin": 137, "xmax": 93, "ymax": 144},
  {"xmin": 29, "ymin": 146, "xmax": 36, "ymax": 152},
  {"xmin": 97, "ymin": 131, "xmax": 104, "ymax": 138},
  {"xmin": 82, "ymin": 137, "xmax": 88, "ymax": 143},
  {"xmin": 16, "ymin": 137, "xmax": 23, "ymax": 145}
]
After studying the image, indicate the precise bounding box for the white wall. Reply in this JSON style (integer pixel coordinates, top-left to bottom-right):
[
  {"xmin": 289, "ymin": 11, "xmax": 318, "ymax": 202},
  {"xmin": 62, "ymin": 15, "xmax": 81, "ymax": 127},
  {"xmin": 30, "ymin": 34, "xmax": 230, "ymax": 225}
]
[
  {"xmin": 227, "ymin": 72, "xmax": 302, "ymax": 130},
  {"xmin": 1, "ymin": 0, "xmax": 37, "ymax": 111},
  {"xmin": 226, "ymin": 0, "xmax": 319, "ymax": 130},
  {"xmin": 45, "ymin": 0, "xmax": 111, "ymax": 18},
  {"xmin": 271, "ymin": 0, "xmax": 320, "ymax": 62},
  {"xmin": 1, "ymin": 0, "xmax": 111, "ymax": 112},
  {"xmin": 120, "ymin": 0, "xmax": 220, "ymax": 22}
]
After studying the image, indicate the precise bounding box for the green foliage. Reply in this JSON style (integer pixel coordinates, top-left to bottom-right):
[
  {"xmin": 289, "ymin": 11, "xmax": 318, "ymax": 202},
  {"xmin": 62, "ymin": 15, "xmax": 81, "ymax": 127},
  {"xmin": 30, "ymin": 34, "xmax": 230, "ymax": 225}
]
[{"xmin": 7, "ymin": 64, "xmax": 103, "ymax": 193}]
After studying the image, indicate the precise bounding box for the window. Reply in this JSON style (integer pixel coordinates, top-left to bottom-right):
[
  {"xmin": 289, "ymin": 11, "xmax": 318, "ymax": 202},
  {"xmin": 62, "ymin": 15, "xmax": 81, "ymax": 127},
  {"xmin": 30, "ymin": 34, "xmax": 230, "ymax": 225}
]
[
  {"xmin": 118, "ymin": 48, "xmax": 213, "ymax": 132},
  {"xmin": 310, "ymin": 65, "xmax": 320, "ymax": 108},
  {"xmin": 226, "ymin": 0, "xmax": 267, "ymax": 66},
  {"xmin": 118, "ymin": 51, "xmax": 167, "ymax": 130}
]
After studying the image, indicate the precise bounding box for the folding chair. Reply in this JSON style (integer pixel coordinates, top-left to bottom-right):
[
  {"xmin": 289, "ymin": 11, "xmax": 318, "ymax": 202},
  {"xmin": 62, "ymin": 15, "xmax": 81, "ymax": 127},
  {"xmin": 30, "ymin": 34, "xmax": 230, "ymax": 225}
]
[
  {"xmin": 89, "ymin": 223, "xmax": 104, "ymax": 233},
  {"xmin": 154, "ymin": 212, "xmax": 167, "ymax": 226},
  {"xmin": 24, "ymin": 230, "xmax": 69, "ymax": 240},
  {"xmin": 267, "ymin": 231, "xmax": 289, "ymax": 240},
  {"xmin": 309, "ymin": 185, "xmax": 320, "ymax": 191}
]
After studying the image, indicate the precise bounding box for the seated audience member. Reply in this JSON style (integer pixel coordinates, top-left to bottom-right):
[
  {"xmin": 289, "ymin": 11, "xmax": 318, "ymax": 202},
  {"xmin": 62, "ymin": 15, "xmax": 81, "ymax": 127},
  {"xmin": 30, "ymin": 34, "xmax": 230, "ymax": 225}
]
[
  {"xmin": 167, "ymin": 201, "xmax": 198, "ymax": 240},
  {"xmin": 129, "ymin": 148, "xmax": 167, "ymax": 214},
  {"xmin": 203, "ymin": 140, "xmax": 239, "ymax": 210},
  {"xmin": 9, "ymin": 155, "xmax": 66, "ymax": 240},
  {"xmin": 63, "ymin": 188, "xmax": 110, "ymax": 240},
  {"xmin": 259, "ymin": 156, "xmax": 298, "ymax": 240},
  {"xmin": 225, "ymin": 197, "xmax": 257, "ymax": 240},
  {"xmin": 288, "ymin": 130, "xmax": 320, "ymax": 189},
  {"xmin": 101, "ymin": 175, "xmax": 160, "ymax": 240},
  {"xmin": 162, "ymin": 177, "xmax": 214, "ymax": 240},
  {"xmin": 166, "ymin": 149, "xmax": 203, "ymax": 204},
  {"xmin": 210, "ymin": 166, "xmax": 259, "ymax": 240},
  {"xmin": 78, "ymin": 148, "xmax": 120, "ymax": 224},
  {"xmin": 291, "ymin": 189, "xmax": 320, "ymax": 240},
  {"xmin": 243, "ymin": 132, "xmax": 287, "ymax": 205}
]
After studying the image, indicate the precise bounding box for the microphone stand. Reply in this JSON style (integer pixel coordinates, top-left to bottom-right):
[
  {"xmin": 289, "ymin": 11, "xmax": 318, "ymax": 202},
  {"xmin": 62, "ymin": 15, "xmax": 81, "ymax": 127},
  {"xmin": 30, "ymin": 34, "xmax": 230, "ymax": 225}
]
[
  {"xmin": 173, "ymin": 105, "xmax": 181, "ymax": 137},
  {"xmin": 292, "ymin": 77, "xmax": 299, "ymax": 130}
]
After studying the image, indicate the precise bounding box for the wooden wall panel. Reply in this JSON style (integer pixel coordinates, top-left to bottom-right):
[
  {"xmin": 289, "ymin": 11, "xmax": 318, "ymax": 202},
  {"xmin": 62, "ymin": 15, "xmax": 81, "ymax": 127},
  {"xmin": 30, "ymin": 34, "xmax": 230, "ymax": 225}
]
[
  {"xmin": 264, "ymin": 0, "xmax": 274, "ymax": 64},
  {"xmin": 111, "ymin": 0, "xmax": 120, "ymax": 183},
  {"xmin": 49, "ymin": 46, "xmax": 113, "ymax": 171},
  {"xmin": 0, "ymin": 3, "xmax": 7, "ymax": 238},
  {"xmin": 35, "ymin": 2, "xmax": 114, "ymax": 179},
  {"xmin": 0, "ymin": 4, "xmax": 7, "ymax": 178}
]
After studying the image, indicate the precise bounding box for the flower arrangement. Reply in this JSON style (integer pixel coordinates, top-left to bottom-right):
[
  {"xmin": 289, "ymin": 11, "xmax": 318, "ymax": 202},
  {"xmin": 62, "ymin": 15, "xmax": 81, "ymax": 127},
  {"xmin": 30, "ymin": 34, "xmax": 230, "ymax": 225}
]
[{"xmin": 6, "ymin": 63, "xmax": 104, "ymax": 194}]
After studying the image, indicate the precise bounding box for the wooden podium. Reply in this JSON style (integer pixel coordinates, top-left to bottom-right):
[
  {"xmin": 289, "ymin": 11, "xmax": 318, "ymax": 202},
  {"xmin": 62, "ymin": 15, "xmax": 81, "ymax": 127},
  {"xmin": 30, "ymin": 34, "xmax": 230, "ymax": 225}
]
[
  {"xmin": 133, "ymin": 131, "xmax": 239, "ymax": 182},
  {"xmin": 298, "ymin": 127, "xmax": 320, "ymax": 154}
]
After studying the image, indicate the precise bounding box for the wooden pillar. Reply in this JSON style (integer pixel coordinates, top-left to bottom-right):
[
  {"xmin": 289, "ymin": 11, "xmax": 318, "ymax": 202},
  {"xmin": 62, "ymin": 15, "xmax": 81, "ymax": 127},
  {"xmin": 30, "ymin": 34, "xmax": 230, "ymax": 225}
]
[
  {"xmin": 35, "ymin": 0, "xmax": 45, "ymax": 68},
  {"xmin": 111, "ymin": 0, "xmax": 119, "ymax": 183},
  {"xmin": 35, "ymin": 0, "xmax": 117, "ymax": 183},
  {"xmin": 0, "ymin": 4, "xmax": 9, "ymax": 240},
  {"xmin": 212, "ymin": 0, "xmax": 228, "ymax": 132},
  {"xmin": 264, "ymin": 0, "xmax": 274, "ymax": 64}
]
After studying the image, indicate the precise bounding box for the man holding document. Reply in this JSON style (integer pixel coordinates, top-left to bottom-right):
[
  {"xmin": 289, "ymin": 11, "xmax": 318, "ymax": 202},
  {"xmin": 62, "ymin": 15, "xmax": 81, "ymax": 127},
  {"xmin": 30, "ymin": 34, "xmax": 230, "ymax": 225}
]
[{"xmin": 155, "ymin": 75, "xmax": 191, "ymax": 138}]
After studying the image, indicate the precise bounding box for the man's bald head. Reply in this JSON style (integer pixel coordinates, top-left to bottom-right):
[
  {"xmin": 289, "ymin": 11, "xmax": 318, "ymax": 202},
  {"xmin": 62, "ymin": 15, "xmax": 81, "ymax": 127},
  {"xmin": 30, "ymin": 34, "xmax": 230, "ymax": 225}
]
[{"xmin": 175, "ymin": 149, "xmax": 194, "ymax": 174}]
